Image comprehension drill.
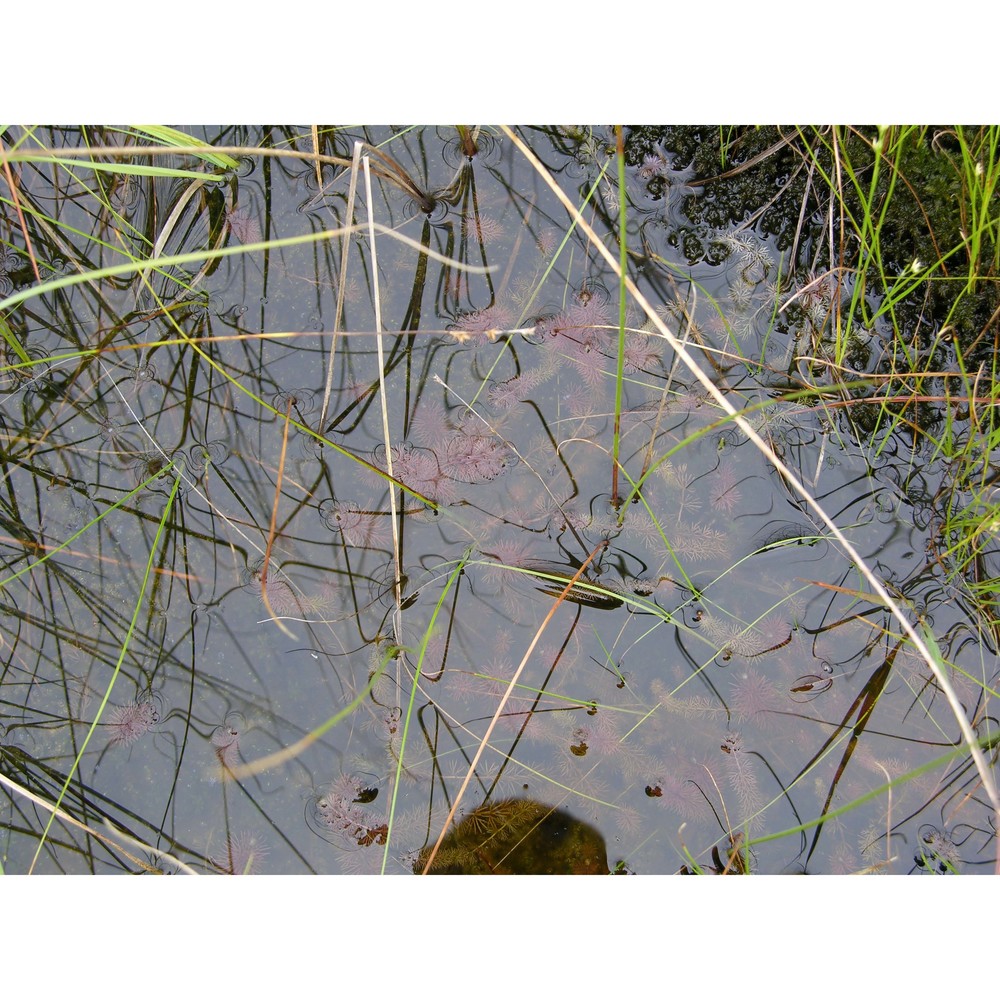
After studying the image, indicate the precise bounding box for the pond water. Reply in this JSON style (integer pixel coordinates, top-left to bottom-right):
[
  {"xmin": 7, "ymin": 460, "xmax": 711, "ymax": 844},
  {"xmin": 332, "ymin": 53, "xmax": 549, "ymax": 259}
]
[{"xmin": 1, "ymin": 125, "xmax": 997, "ymax": 874}]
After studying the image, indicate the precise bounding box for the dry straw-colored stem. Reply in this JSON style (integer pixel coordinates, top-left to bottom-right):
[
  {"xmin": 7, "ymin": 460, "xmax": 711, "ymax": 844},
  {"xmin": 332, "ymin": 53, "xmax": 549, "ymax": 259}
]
[
  {"xmin": 0, "ymin": 136, "xmax": 42, "ymax": 284},
  {"xmin": 0, "ymin": 770, "xmax": 198, "ymax": 874},
  {"xmin": 259, "ymin": 395, "xmax": 296, "ymax": 639}
]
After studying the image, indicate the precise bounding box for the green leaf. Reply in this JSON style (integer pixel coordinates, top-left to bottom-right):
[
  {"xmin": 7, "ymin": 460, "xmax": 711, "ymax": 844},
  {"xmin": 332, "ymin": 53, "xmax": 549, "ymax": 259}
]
[{"xmin": 130, "ymin": 125, "xmax": 241, "ymax": 169}]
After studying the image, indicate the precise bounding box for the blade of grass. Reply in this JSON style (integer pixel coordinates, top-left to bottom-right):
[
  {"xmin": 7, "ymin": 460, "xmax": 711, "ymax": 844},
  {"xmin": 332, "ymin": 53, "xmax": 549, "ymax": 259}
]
[
  {"xmin": 27, "ymin": 459, "xmax": 183, "ymax": 874},
  {"xmin": 258, "ymin": 395, "xmax": 296, "ymax": 639},
  {"xmin": 0, "ymin": 771, "xmax": 198, "ymax": 875},
  {"xmin": 227, "ymin": 645, "xmax": 395, "ymax": 780},
  {"xmin": 10, "ymin": 155, "xmax": 226, "ymax": 182},
  {"xmin": 0, "ymin": 222, "xmax": 494, "ymax": 316},
  {"xmin": 748, "ymin": 725, "xmax": 1000, "ymax": 854},
  {"xmin": 0, "ymin": 135, "xmax": 42, "ymax": 285},
  {"xmin": 382, "ymin": 549, "xmax": 473, "ymax": 873},
  {"xmin": 612, "ymin": 125, "xmax": 627, "ymax": 508},
  {"xmin": 0, "ymin": 312, "xmax": 30, "ymax": 365},
  {"xmin": 363, "ymin": 153, "xmax": 404, "ymax": 649},
  {"xmin": 0, "ymin": 466, "xmax": 184, "ymax": 591},
  {"xmin": 128, "ymin": 126, "xmax": 241, "ymax": 170},
  {"xmin": 420, "ymin": 540, "xmax": 607, "ymax": 874}
]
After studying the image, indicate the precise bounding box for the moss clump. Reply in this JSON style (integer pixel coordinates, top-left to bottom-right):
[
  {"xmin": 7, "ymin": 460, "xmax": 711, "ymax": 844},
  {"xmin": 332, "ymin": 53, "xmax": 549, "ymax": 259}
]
[{"xmin": 417, "ymin": 797, "xmax": 610, "ymax": 874}]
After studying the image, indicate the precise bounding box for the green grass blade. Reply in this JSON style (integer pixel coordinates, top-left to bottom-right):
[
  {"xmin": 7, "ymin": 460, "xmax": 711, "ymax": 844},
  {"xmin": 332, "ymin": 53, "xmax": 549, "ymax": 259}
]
[
  {"xmin": 18, "ymin": 154, "xmax": 225, "ymax": 181},
  {"xmin": 612, "ymin": 125, "xmax": 628, "ymax": 508},
  {"xmin": 382, "ymin": 549, "xmax": 473, "ymax": 873},
  {"xmin": 0, "ymin": 312, "xmax": 29, "ymax": 364},
  {"xmin": 128, "ymin": 126, "xmax": 241, "ymax": 170},
  {"xmin": 27, "ymin": 461, "xmax": 184, "ymax": 873}
]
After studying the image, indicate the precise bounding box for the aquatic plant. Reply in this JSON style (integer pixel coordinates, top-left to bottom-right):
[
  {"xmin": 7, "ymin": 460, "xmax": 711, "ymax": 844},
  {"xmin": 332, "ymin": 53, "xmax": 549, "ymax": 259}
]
[{"xmin": 106, "ymin": 697, "xmax": 160, "ymax": 748}]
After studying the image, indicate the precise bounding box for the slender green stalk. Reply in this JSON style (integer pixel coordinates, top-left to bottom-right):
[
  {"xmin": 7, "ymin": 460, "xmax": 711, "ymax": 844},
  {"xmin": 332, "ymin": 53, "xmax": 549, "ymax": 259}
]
[
  {"xmin": 9, "ymin": 154, "xmax": 226, "ymax": 181},
  {"xmin": 748, "ymin": 725, "xmax": 1000, "ymax": 853},
  {"xmin": 28, "ymin": 461, "xmax": 183, "ymax": 874},
  {"xmin": 127, "ymin": 126, "xmax": 241, "ymax": 170},
  {"xmin": 611, "ymin": 125, "xmax": 628, "ymax": 508},
  {"xmin": 0, "ymin": 221, "xmax": 493, "ymax": 316},
  {"xmin": 0, "ymin": 467, "xmax": 179, "ymax": 590},
  {"xmin": 0, "ymin": 312, "xmax": 29, "ymax": 364},
  {"xmin": 383, "ymin": 549, "xmax": 473, "ymax": 873}
]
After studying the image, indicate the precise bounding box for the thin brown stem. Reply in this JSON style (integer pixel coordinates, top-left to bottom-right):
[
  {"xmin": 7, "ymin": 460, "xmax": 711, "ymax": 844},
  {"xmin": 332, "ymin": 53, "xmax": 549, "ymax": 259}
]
[
  {"xmin": 259, "ymin": 396, "xmax": 295, "ymax": 639},
  {"xmin": 0, "ymin": 136, "xmax": 43, "ymax": 284}
]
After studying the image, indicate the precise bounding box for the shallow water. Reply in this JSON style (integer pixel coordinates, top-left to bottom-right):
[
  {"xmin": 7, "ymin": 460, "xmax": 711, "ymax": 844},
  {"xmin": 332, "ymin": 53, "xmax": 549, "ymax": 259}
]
[{"xmin": 0, "ymin": 125, "xmax": 996, "ymax": 874}]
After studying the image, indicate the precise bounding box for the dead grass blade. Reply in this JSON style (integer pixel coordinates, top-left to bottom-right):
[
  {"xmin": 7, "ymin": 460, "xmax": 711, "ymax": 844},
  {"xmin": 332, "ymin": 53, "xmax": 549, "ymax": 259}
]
[
  {"xmin": 364, "ymin": 154, "xmax": 403, "ymax": 644},
  {"xmin": 0, "ymin": 770, "xmax": 198, "ymax": 874},
  {"xmin": 0, "ymin": 136, "xmax": 42, "ymax": 284},
  {"xmin": 259, "ymin": 395, "xmax": 296, "ymax": 639}
]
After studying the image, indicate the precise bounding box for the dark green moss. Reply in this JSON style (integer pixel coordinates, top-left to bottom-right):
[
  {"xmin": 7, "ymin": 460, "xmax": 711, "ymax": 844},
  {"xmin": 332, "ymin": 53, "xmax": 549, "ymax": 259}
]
[
  {"xmin": 417, "ymin": 797, "xmax": 610, "ymax": 874},
  {"xmin": 624, "ymin": 126, "xmax": 1000, "ymax": 363}
]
